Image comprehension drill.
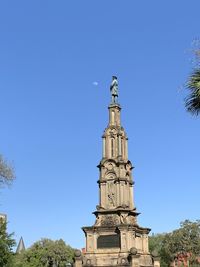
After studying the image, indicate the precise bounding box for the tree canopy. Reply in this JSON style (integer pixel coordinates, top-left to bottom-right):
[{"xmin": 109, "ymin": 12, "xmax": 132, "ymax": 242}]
[
  {"xmin": 0, "ymin": 218, "xmax": 16, "ymax": 267},
  {"xmin": 0, "ymin": 154, "xmax": 15, "ymax": 188},
  {"xmin": 14, "ymin": 238, "xmax": 75, "ymax": 267},
  {"xmin": 149, "ymin": 220, "xmax": 200, "ymax": 267}
]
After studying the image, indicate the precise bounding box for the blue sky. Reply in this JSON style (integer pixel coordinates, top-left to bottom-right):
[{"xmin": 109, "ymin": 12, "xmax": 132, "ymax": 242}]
[{"xmin": 0, "ymin": 0, "xmax": 200, "ymax": 250}]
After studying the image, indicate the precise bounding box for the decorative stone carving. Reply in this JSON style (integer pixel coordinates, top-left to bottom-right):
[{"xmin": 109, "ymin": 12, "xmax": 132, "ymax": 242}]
[
  {"xmin": 130, "ymin": 247, "xmax": 138, "ymax": 255},
  {"xmin": 126, "ymin": 163, "xmax": 132, "ymax": 171},
  {"xmin": 94, "ymin": 215, "xmax": 101, "ymax": 226},
  {"xmin": 121, "ymin": 258, "xmax": 129, "ymax": 265},
  {"xmin": 121, "ymin": 232, "xmax": 127, "ymax": 250},
  {"xmin": 105, "ymin": 172, "xmax": 116, "ymax": 180},
  {"xmin": 104, "ymin": 161, "xmax": 115, "ymax": 170},
  {"xmin": 120, "ymin": 213, "xmax": 128, "ymax": 224},
  {"xmin": 86, "ymin": 259, "xmax": 91, "ymax": 265},
  {"xmin": 118, "ymin": 204, "xmax": 129, "ymax": 209},
  {"xmin": 119, "ymin": 213, "xmax": 137, "ymax": 225},
  {"xmin": 74, "ymin": 250, "xmax": 82, "ymax": 258},
  {"xmin": 108, "ymin": 193, "xmax": 115, "ymax": 206},
  {"xmin": 128, "ymin": 215, "xmax": 136, "ymax": 225},
  {"xmin": 109, "ymin": 129, "xmax": 117, "ymax": 137},
  {"xmin": 107, "ymin": 181, "xmax": 116, "ymax": 208},
  {"xmin": 101, "ymin": 214, "xmax": 119, "ymax": 226},
  {"xmin": 107, "ymin": 163, "xmax": 113, "ymax": 171}
]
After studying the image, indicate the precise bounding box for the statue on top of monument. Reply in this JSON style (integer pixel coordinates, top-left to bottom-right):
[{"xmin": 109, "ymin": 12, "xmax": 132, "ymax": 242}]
[{"xmin": 110, "ymin": 76, "xmax": 118, "ymax": 104}]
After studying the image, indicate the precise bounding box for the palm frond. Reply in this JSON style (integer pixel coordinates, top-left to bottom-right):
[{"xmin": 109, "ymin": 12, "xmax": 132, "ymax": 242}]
[{"xmin": 185, "ymin": 69, "xmax": 200, "ymax": 115}]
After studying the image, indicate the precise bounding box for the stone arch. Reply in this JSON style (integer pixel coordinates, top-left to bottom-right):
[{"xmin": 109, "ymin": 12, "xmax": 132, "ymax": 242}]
[{"xmin": 105, "ymin": 171, "xmax": 116, "ymax": 180}]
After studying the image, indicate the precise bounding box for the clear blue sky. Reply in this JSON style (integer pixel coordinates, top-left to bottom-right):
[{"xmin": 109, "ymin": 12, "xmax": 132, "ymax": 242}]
[{"xmin": 0, "ymin": 0, "xmax": 200, "ymax": 250}]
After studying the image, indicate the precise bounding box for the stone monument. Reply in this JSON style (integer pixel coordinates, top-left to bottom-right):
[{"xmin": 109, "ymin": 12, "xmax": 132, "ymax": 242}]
[{"xmin": 74, "ymin": 77, "xmax": 159, "ymax": 267}]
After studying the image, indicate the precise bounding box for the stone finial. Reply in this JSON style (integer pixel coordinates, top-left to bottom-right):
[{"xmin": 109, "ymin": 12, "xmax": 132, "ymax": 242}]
[
  {"xmin": 74, "ymin": 250, "xmax": 82, "ymax": 258},
  {"xmin": 74, "ymin": 250, "xmax": 83, "ymax": 267},
  {"xmin": 130, "ymin": 247, "xmax": 138, "ymax": 255}
]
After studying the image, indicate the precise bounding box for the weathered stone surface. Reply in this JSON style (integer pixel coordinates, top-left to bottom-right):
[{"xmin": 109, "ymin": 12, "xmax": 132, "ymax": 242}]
[
  {"xmin": 74, "ymin": 78, "xmax": 158, "ymax": 267},
  {"xmin": 75, "ymin": 250, "xmax": 82, "ymax": 258},
  {"xmin": 130, "ymin": 247, "xmax": 137, "ymax": 255}
]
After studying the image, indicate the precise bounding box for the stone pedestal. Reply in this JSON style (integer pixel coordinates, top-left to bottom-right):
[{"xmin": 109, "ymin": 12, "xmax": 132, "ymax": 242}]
[{"xmin": 153, "ymin": 256, "xmax": 160, "ymax": 267}]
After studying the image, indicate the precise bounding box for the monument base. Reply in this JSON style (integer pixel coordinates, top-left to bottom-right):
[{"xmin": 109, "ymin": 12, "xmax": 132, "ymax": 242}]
[{"xmin": 74, "ymin": 220, "xmax": 159, "ymax": 267}]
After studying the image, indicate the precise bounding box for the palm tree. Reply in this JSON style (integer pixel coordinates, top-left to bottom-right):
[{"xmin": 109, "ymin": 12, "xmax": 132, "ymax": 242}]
[{"xmin": 185, "ymin": 68, "xmax": 200, "ymax": 115}]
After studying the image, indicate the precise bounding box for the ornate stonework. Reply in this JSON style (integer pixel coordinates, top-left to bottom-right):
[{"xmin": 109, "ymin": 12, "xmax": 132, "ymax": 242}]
[{"xmin": 74, "ymin": 77, "xmax": 159, "ymax": 267}]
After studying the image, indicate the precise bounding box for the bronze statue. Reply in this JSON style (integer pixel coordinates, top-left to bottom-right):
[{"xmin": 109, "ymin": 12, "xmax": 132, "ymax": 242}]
[{"xmin": 110, "ymin": 76, "xmax": 118, "ymax": 103}]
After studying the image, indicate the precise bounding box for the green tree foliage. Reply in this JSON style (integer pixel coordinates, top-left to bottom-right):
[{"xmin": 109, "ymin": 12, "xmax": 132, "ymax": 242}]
[
  {"xmin": 185, "ymin": 43, "xmax": 200, "ymax": 116},
  {"xmin": 0, "ymin": 154, "xmax": 15, "ymax": 188},
  {"xmin": 185, "ymin": 69, "xmax": 200, "ymax": 115},
  {"xmin": 149, "ymin": 220, "xmax": 200, "ymax": 267},
  {"xmin": 149, "ymin": 233, "xmax": 170, "ymax": 267},
  {"xmin": 149, "ymin": 233, "xmax": 165, "ymax": 254},
  {"xmin": 0, "ymin": 218, "xmax": 16, "ymax": 267},
  {"xmin": 14, "ymin": 238, "xmax": 75, "ymax": 267}
]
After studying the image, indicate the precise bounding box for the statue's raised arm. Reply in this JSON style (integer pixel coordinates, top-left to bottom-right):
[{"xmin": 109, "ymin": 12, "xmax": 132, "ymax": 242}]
[{"xmin": 110, "ymin": 76, "xmax": 118, "ymax": 104}]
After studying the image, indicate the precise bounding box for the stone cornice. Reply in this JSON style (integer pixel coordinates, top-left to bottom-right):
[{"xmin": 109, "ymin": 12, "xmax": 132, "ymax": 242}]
[
  {"xmin": 108, "ymin": 103, "xmax": 121, "ymax": 109},
  {"xmin": 93, "ymin": 208, "xmax": 140, "ymax": 217},
  {"xmin": 97, "ymin": 178, "xmax": 134, "ymax": 185},
  {"xmin": 97, "ymin": 159, "xmax": 134, "ymax": 168},
  {"xmin": 82, "ymin": 224, "xmax": 151, "ymax": 235}
]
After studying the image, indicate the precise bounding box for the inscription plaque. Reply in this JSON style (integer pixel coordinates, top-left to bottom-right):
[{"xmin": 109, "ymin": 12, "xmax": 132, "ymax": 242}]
[{"xmin": 97, "ymin": 234, "xmax": 120, "ymax": 248}]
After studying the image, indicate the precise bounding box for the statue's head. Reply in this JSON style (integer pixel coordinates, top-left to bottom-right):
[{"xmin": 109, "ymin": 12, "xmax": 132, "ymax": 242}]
[{"xmin": 112, "ymin": 75, "xmax": 117, "ymax": 80}]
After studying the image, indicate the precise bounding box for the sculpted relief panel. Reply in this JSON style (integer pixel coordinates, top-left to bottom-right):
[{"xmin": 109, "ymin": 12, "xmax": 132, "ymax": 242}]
[
  {"xmin": 94, "ymin": 214, "xmax": 120, "ymax": 226},
  {"xmin": 94, "ymin": 213, "xmax": 136, "ymax": 227},
  {"xmin": 120, "ymin": 214, "xmax": 136, "ymax": 225},
  {"xmin": 101, "ymin": 214, "xmax": 119, "ymax": 226},
  {"xmin": 107, "ymin": 181, "xmax": 116, "ymax": 208},
  {"xmin": 100, "ymin": 160, "xmax": 117, "ymax": 181}
]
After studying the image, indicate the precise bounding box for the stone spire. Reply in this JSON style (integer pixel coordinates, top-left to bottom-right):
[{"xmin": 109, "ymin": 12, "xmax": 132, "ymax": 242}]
[
  {"xmin": 75, "ymin": 77, "xmax": 157, "ymax": 267},
  {"xmin": 98, "ymin": 76, "xmax": 136, "ymax": 214},
  {"xmin": 16, "ymin": 237, "xmax": 25, "ymax": 254}
]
